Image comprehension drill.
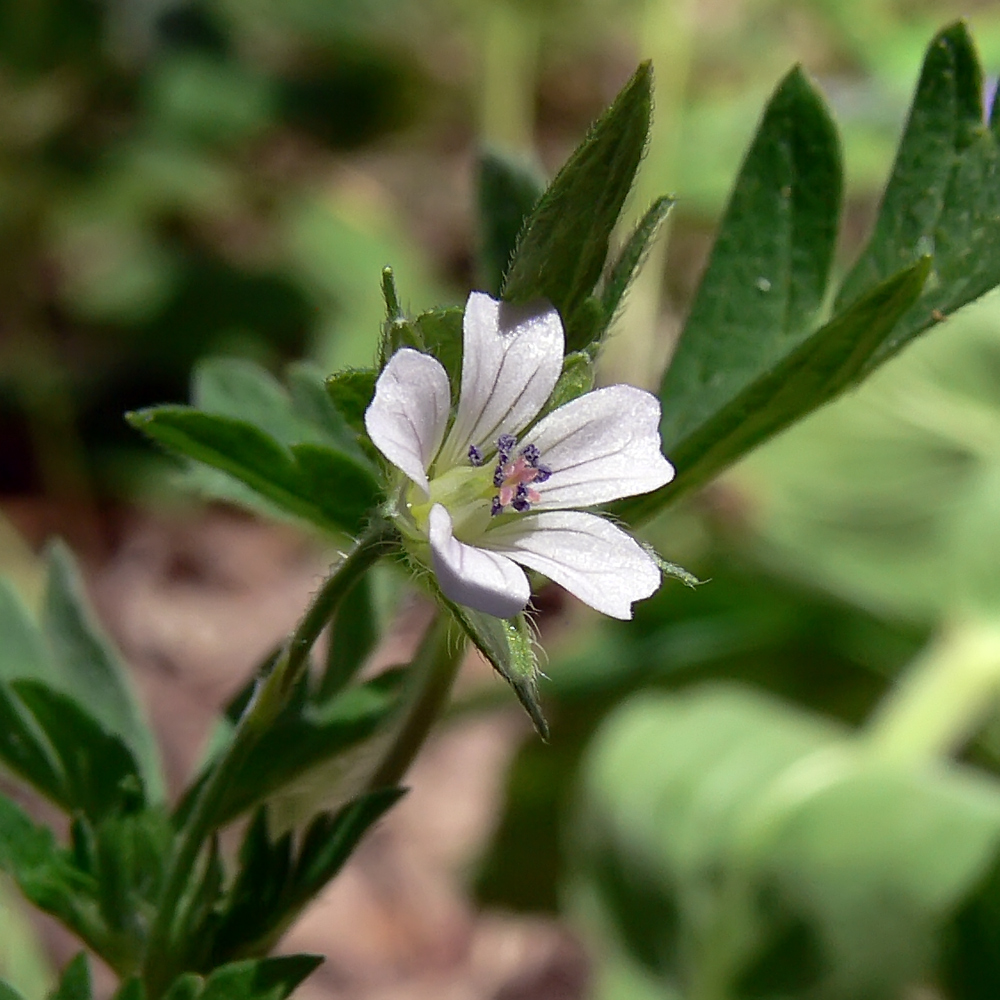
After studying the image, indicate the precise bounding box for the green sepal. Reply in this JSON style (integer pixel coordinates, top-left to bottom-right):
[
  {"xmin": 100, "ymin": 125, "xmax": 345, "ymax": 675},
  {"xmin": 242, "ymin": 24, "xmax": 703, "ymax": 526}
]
[
  {"xmin": 324, "ymin": 368, "xmax": 377, "ymax": 437},
  {"xmin": 444, "ymin": 602, "xmax": 547, "ymax": 739},
  {"xmin": 538, "ymin": 351, "xmax": 595, "ymax": 418},
  {"xmin": 477, "ymin": 148, "xmax": 545, "ymax": 296},
  {"xmin": 503, "ymin": 61, "xmax": 653, "ymax": 351}
]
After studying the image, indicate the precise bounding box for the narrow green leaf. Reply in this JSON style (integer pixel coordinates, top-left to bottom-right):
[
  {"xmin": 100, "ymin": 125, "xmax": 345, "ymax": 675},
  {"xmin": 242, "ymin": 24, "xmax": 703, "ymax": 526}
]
[
  {"xmin": 318, "ymin": 576, "xmax": 377, "ymax": 701},
  {"xmin": 0, "ymin": 581, "xmax": 50, "ymax": 685},
  {"xmin": 836, "ymin": 22, "xmax": 1000, "ymax": 367},
  {"xmin": 659, "ymin": 65, "xmax": 842, "ymax": 452},
  {"xmin": 43, "ymin": 543, "xmax": 163, "ymax": 802},
  {"xmin": 477, "ymin": 148, "xmax": 545, "ymax": 295},
  {"xmin": 289, "ymin": 443, "xmax": 381, "ymax": 536},
  {"xmin": 49, "ymin": 955, "xmax": 90, "ymax": 1000},
  {"xmin": 0, "ymin": 681, "xmax": 65, "ymax": 805},
  {"xmin": 324, "ymin": 369, "xmax": 377, "ymax": 436},
  {"xmin": 503, "ymin": 62, "xmax": 653, "ymax": 351},
  {"xmin": 602, "ymin": 196, "xmax": 674, "ymax": 325},
  {"xmin": 618, "ymin": 258, "xmax": 929, "ymax": 522},
  {"xmin": 197, "ymin": 956, "xmax": 323, "ymax": 1000},
  {"xmin": 13, "ymin": 680, "xmax": 145, "ymax": 823},
  {"xmin": 445, "ymin": 603, "xmax": 547, "ymax": 738}
]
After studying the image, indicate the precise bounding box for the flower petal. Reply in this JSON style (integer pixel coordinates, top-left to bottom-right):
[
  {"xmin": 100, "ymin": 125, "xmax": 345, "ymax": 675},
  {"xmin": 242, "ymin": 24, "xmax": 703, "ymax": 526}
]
[
  {"xmin": 428, "ymin": 504, "xmax": 531, "ymax": 618},
  {"xmin": 527, "ymin": 385, "xmax": 675, "ymax": 508},
  {"xmin": 481, "ymin": 510, "xmax": 660, "ymax": 619},
  {"xmin": 365, "ymin": 348, "xmax": 451, "ymax": 496},
  {"xmin": 438, "ymin": 291, "xmax": 564, "ymax": 467}
]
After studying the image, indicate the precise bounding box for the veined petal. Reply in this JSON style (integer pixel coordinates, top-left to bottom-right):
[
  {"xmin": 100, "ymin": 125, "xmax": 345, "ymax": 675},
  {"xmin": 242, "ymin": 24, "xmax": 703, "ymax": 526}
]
[
  {"xmin": 528, "ymin": 385, "xmax": 674, "ymax": 508},
  {"xmin": 438, "ymin": 291, "xmax": 564, "ymax": 467},
  {"xmin": 365, "ymin": 348, "xmax": 451, "ymax": 496},
  {"xmin": 428, "ymin": 504, "xmax": 531, "ymax": 618},
  {"xmin": 481, "ymin": 510, "xmax": 660, "ymax": 619}
]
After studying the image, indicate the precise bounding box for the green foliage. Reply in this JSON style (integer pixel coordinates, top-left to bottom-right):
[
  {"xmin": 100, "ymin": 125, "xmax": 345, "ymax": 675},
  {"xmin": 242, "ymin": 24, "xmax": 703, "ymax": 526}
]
[
  {"xmin": 538, "ymin": 352, "xmax": 596, "ymax": 418},
  {"xmin": 503, "ymin": 61, "xmax": 653, "ymax": 352},
  {"xmin": 49, "ymin": 955, "xmax": 90, "ymax": 1000},
  {"xmin": 128, "ymin": 359, "xmax": 382, "ymax": 536},
  {"xmin": 0, "ymin": 982, "xmax": 26, "ymax": 1000},
  {"xmin": 318, "ymin": 576, "xmax": 378, "ymax": 701},
  {"xmin": 836, "ymin": 22, "xmax": 1000, "ymax": 369},
  {"xmin": 579, "ymin": 686, "xmax": 1000, "ymax": 1000},
  {"xmin": 324, "ymin": 369, "xmax": 378, "ymax": 437},
  {"xmin": 165, "ymin": 956, "xmax": 323, "ymax": 1000},
  {"xmin": 477, "ymin": 149, "xmax": 545, "ymax": 296}
]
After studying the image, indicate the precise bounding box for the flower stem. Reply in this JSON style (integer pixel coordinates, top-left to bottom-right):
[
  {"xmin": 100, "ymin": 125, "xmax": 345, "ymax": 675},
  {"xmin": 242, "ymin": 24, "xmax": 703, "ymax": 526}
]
[
  {"xmin": 142, "ymin": 520, "xmax": 398, "ymax": 997},
  {"xmin": 365, "ymin": 613, "xmax": 466, "ymax": 792},
  {"xmin": 866, "ymin": 618, "xmax": 1000, "ymax": 765}
]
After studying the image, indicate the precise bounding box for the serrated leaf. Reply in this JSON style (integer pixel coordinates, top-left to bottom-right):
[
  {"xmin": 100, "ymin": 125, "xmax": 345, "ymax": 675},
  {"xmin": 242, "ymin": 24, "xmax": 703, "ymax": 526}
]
[
  {"xmin": 602, "ymin": 196, "xmax": 674, "ymax": 326},
  {"xmin": 13, "ymin": 680, "xmax": 145, "ymax": 823},
  {"xmin": 477, "ymin": 148, "xmax": 545, "ymax": 295},
  {"xmin": 618, "ymin": 258, "xmax": 929, "ymax": 523},
  {"xmin": 444, "ymin": 603, "xmax": 547, "ymax": 738},
  {"xmin": 129, "ymin": 408, "xmax": 380, "ymax": 536},
  {"xmin": 659, "ymin": 65, "xmax": 842, "ymax": 453},
  {"xmin": 836, "ymin": 22, "xmax": 1000, "ymax": 368},
  {"xmin": 49, "ymin": 955, "xmax": 90, "ymax": 1000},
  {"xmin": 503, "ymin": 62, "xmax": 653, "ymax": 352},
  {"xmin": 43, "ymin": 543, "xmax": 163, "ymax": 802},
  {"xmin": 324, "ymin": 369, "xmax": 377, "ymax": 436}
]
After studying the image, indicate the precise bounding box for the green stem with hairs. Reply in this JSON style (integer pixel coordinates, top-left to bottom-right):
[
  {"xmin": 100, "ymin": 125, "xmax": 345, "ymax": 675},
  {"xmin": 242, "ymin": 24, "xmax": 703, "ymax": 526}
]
[{"xmin": 142, "ymin": 519, "xmax": 399, "ymax": 997}]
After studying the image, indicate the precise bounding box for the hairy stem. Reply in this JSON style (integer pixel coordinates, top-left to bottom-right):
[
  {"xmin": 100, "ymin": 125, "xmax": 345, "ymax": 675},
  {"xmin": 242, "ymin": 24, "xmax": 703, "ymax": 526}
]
[{"xmin": 142, "ymin": 520, "xmax": 398, "ymax": 997}]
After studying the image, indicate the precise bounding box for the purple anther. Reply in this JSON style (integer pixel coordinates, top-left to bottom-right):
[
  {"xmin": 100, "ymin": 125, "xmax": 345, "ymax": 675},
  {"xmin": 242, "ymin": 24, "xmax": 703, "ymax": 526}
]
[
  {"xmin": 533, "ymin": 464, "xmax": 552, "ymax": 483},
  {"xmin": 515, "ymin": 483, "xmax": 529, "ymax": 500},
  {"xmin": 520, "ymin": 443, "xmax": 540, "ymax": 467},
  {"xmin": 493, "ymin": 464, "xmax": 505, "ymax": 487},
  {"xmin": 512, "ymin": 497, "xmax": 531, "ymax": 513},
  {"xmin": 468, "ymin": 444, "xmax": 484, "ymax": 467},
  {"xmin": 491, "ymin": 497, "xmax": 504, "ymax": 517},
  {"xmin": 497, "ymin": 433, "xmax": 516, "ymax": 462}
]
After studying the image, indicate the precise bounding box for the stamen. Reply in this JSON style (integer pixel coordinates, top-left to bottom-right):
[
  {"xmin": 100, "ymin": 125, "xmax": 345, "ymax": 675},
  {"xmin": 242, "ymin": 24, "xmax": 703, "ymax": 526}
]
[
  {"xmin": 497, "ymin": 433, "xmax": 516, "ymax": 463},
  {"xmin": 512, "ymin": 497, "xmax": 531, "ymax": 512},
  {"xmin": 493, "ymin": 464, "xmax": 506, "ymax": 487},
  {"xmin": 533, "ymin": 464, "xmax": 552, "ymax": 483},
  {"xmin": 468, "ymin": 444, "xmax": 484, "ymax": 467},
  {"xmin": 520, "ymin": 444, "xmax": 540, "ymax": 467},
  {"xmin": 490, "ymin": 497, "xmax": 503, "ymax": 517}
]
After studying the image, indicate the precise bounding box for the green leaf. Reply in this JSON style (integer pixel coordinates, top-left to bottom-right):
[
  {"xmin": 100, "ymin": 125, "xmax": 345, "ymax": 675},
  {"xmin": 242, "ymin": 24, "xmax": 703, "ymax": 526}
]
[
  {"xmin": 414, "ymin": 307, "xmax": 463, "ymax": 401},
  {"xmin": 0, "ymin": 795, "xmax": 94, "ymax": 941},
  {"xmin": 324, "ymin": 369, "xmax": 377, "ymax": 437},
  {"xmin": 477, "ymin": 148, "xmax": 545, "ymax": 296},
  {"xmin": 49, "ymin": 955, "xmax": 90, "ymax": 1000},
  {"xmin": 111, "ymin": 980, "xmax": 145, "ymax": 1000},
  {"xmin": 444, "ymin": 603, "xmax": 547, "ymax": 738},
  {"xmin": 43, "ymin": 543, "xmax": 163, "ymax": 802},
  {"xmin": 0, "ymin": 982, "xmax": 27, "ymax": 1000},
  {"xmin": 0, "ymin": 581, "xmax": 50, "ymax": 685},
  {"xmin": 211, "ymin": 790, "xmax": 403, "ymax": 961},
  {"xmin": 537, "ymin": 351, "xmax": 595, "ymax": 418},
  {"xmin": 836, "ymin": 22, "xmax": 1000, "ymax": 368},
  {"xmin": 128, "ymin": 407, "xmax": 380, "ymax": 536},
  {"xmin": 161, "ymin": 974, "xmax": 202, "ymax": 1000},
  {"xmin": 196, "ymin": 956, "xmax": 322, "ymax": 1000},
  {"xmin": 207, "ymin": 671, "xmax": 405, "ymax": 826},
  {"xmin": 13, "ymin": 681, "xmax": 144, "ymax": 823},
  {"xmin": 0, "ymin": 680, "xmax": 65, "ymax": 804},
  {"xmin": 658, "ymin": 65, "xmax": 842, "ymax": 453},
  {"xmin": 601, "ymin": 196, "xmax": 674, "ymax": 327},
  {"xmin": 317, "ymin": 575, "xmax": 377, "ymax": 701},
  {"xmin": 618, "ymin": 258, "xmax": 930, "ymax": 520},
  {"xmin": 503, "ymin": 62, "xmax": 653, "ymax": 351}
]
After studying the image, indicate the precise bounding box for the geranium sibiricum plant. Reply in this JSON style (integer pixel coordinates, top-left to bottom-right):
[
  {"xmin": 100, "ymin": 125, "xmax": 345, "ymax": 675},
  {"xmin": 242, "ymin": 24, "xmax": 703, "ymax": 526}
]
[{"xmin": 364, "ymin": 291, "xmax": 675, "ymax": 620}]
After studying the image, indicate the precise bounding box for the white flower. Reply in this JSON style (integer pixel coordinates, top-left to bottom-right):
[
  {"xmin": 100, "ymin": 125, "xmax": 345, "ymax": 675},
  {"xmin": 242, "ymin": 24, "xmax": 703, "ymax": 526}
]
[{"xmin": 364, "ymin": 291, "xmax": 675, "ymax": 620}]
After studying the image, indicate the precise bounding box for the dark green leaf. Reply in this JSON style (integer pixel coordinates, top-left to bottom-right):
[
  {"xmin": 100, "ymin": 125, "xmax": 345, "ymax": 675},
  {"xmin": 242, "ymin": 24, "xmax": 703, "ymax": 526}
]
[
  {"xmin": 161, "ymin": 974, "xmax": 202, "ymax": 1000},
  {"xmin": 659, "ymin": 66, "xmax": 842, "ymax": 452},
  {"xmin": 43, "ymin": 543, "xmax": 163, "ymax": 802},
  {"xmin": 209, "ymin": 670, "xmax": 405, "ymax": 825},
  {"xmin": 503, "ymin": 62, "xmax": 653, "ymax": 351},
  {"xmin": 0, "ymin": 982, "xmax": 27, "ymax": 1000},
  {"xmin": 128, "ymin": 407, "xmax": 380, "ymax": 536},
  {"xmin": 318, "ymin": 575, "xmax": 377, "ymax": 701},
  {"xmin": 0, "ymin": 680, "xmax": 65, "ymax": 803},
  {"xmin": 477, "ymin": 148, "xmax": 545, "ymax": 295},
  {"xmin": 13, "ymin": 680, "xmax": 145, "ymax": 823},
  {"xmin": 601, "ymin": 196, "xmax": 674, "ymax": 326},
  {"xmin": 111, "ymin": 980, "xmax": 145, "ymax": 1000},
  {"xmin": 197, "ymin": 956, "xmax": 323, "ymax": 1000},
  {"xmin": 836, "ymin": 23, "xmax": 1000, "ymax": 368},
  {"xmin": 618, "ymin": 258, "xmax": 929, "ymax": 523},
  {"xmin": 444, "ymin": 603, "xmax": 547, "ymax": 738},
  {"xmin": 324, "ymin": 369, "xmax": 377, "ymax": 437},
  {"xmin": 414, "ymin": 307, "xmax": 463, "ymax": 401},
  {"xmin": 49, "ymin": 955, "xmax": 90, "ymax": 1000}
]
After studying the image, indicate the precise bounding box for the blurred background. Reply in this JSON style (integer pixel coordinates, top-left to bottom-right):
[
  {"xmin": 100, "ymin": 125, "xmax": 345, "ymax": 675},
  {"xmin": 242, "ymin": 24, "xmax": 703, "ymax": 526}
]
[{"xmin": 4, "ymin": 0, "xmax": 1000, "ymax": 998}]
